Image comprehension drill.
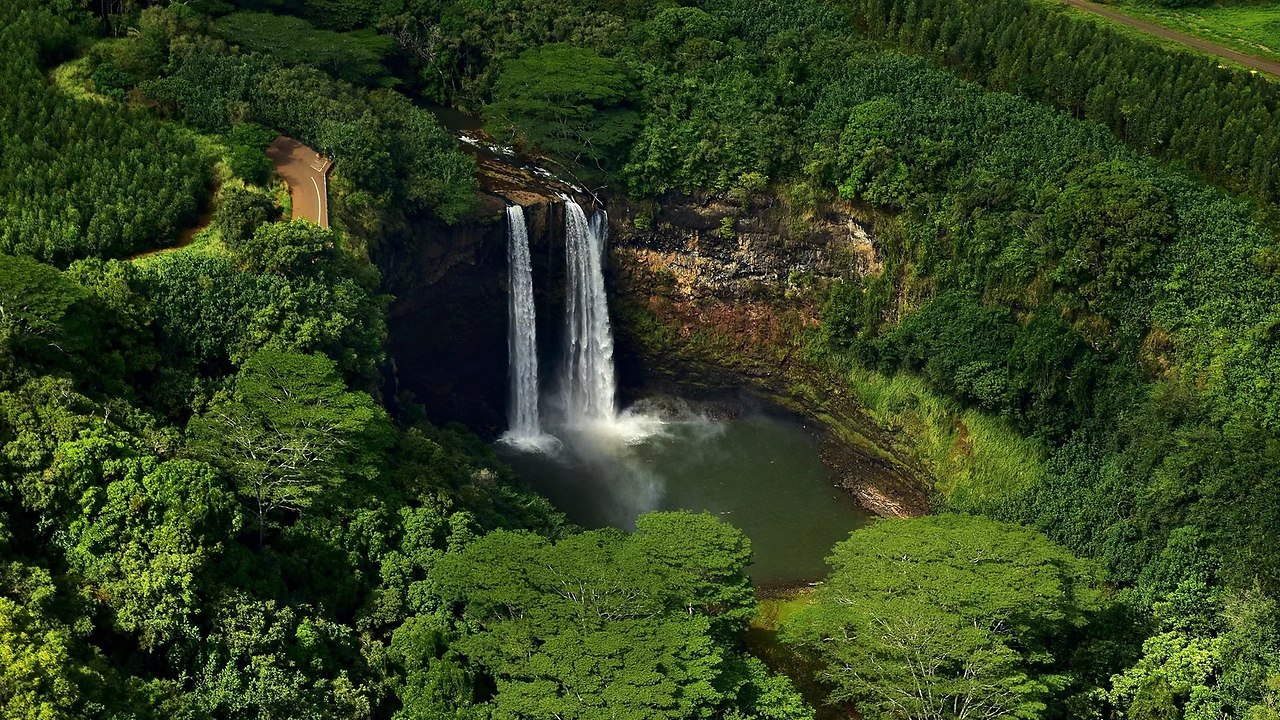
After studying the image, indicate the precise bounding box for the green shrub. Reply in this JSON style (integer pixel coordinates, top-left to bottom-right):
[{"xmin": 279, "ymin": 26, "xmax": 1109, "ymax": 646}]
[{"xmin": 225, "ymin": 123, "xmax": 276, "ymax": 184}]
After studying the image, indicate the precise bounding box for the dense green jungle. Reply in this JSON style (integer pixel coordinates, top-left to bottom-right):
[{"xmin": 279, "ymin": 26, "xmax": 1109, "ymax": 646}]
[{"xmin": 1, "ymin": 0, "xmax": 1278, "ymax": 718}]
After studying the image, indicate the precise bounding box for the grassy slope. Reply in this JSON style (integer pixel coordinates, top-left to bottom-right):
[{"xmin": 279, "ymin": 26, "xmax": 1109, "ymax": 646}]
[
  {"xmin": 1116, "ymin": 1, "xmax": 1280, "ymax": 61},
  {"xmin": 1062, "ymin": 0, "xmax": 1280, "ymax": 66},
  {"xmin": 821, "ymin": 357, "xmax": 1048, "ymax": 514},
  {"xmin": 613, "ymin": 252, "xmax": 1047, "ymax": 517}
]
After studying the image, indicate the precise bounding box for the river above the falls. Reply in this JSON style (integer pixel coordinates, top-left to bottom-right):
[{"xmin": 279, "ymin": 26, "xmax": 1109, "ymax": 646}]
[{"xmin": 497, "ymin": 396, "xmax": 871, "ymax": 586}]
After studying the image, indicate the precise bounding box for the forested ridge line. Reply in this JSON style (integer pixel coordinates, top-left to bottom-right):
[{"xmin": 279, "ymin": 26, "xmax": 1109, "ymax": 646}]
[
  {"xmin": 831, "ymin": 0, "xmax": 1280, "ymax": 207},
  {"xmin": 1055, "ymin": 0, "xmax": 1280, "ymax": 76}
]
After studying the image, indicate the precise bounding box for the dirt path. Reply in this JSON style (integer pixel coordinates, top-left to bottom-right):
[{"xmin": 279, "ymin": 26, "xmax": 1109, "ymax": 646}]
[
  {"xmin": 1058, "ymin": 0, "xmax": 1280, "ymax": 77},
  {"xmin": 266, "ymin": 136, "xmax": 332, "ymax": 228}
]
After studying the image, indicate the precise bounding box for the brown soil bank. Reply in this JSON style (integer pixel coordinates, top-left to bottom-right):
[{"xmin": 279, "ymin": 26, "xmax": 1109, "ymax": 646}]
[{"xmin": 607, "ymin": 192, "xmax": 931, "ymax": 518}]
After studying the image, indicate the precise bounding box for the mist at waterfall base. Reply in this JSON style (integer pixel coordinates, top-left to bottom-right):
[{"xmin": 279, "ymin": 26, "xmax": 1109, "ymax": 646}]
[
  {"xmin": 496, "ymin": 200, "xmax": 868, "ymax": 585},
  {"xmin": 499, "ymin": 399, "xmax": 869, "ymax": 584}
]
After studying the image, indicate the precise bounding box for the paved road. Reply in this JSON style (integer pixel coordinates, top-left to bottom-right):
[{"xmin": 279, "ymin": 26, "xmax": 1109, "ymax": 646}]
[
  {"xmin": 266, "ymin": 136, "xmax": 332, "ymax": 228},
  {"xmin": 1059, "ymin": 0, "xmax": 1280, "ymax": 77}
]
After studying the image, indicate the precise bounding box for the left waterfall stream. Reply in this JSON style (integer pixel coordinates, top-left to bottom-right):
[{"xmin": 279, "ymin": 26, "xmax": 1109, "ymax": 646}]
[{"xmin": 498, "ymin": 205, "xmax": 557, "ymax": 452}]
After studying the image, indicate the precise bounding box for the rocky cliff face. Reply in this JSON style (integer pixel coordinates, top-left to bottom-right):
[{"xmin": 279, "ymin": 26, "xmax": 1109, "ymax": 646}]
[
  {"xmin": 375, "ymin": 156, "xmax": 572, "ymax": 435},
  {"xmin": 607, "ymin": 192, "xmax": 930, "ymax": 517},
  {"xmin": 374, "ymin": 147, "xmax": 930, "ymax": 516}
]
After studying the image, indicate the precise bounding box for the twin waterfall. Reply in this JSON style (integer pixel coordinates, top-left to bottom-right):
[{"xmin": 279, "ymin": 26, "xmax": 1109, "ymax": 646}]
[{"xmin": 501, "ymin": 199, "xmax": 617, "ymax": 449}]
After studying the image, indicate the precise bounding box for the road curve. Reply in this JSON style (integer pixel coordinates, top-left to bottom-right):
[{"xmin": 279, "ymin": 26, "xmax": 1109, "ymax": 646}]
[
  {"xmin": 266, "ymin": 136, "xmax": 332, "ymax": 228},
  {"xmin": 1057, "ymin": 0, "xmax": 1280, "ymax": 77}
]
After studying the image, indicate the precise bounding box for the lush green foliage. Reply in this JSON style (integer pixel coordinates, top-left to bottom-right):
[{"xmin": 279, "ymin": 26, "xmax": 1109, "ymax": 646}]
[
  {"xmin": 119, "ymin": 7, "xmax": 477, "ymax": 225},
  {"xmin": 137, "ymin": 220, "xmax": 388, "ymax": 403},
  {"xmin": 433, "ymin": 513, "xmax": 809, "ymax": 719},
  {"xmin": 784, "ymin": 515, "xmax": 1112, "ymax": 720},
  {"xmin": 188, "ymin": 348, "xmax": 393, "ymax": 536},
  {"xmin": 486, "ymin": 43, "xmax": 639, "ymax": 176},
  {"xmin": 9, "ymin": 1, "xmax": 1280, "ymax": 719},
  {"xmin": 0, "ymin": 3, "xmax": 208, "ymax": 264},
  {"xmin": 838, "ymin": 0, "xmax": 1280, "ymax": 204},
  {"xmin": 0, "ymin": 254, "xmax": 89, "ymax": 379},
  {"xmin": 225, "ymin": 122, "xmax": 276, "ymax": 184},
  {"xmin": 212, "ymin": 11, "xmax": 395, "ymax": 86},
  {"xmin": 212, "ymin": 183, "xmax": 281, "ymax": 246}
]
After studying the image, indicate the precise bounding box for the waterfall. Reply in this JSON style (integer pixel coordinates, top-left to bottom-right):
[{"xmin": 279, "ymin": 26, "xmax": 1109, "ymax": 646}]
[
  {"xmin": 502, "ymin": 204, "xmax": 543, "ymax": 443},
  {"xmin": 561, "ymin": 200, "xmax": 618, "ymax": 425}
]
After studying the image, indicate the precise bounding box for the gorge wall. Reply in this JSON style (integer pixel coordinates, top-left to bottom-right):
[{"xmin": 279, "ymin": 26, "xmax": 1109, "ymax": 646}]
[
  {"xmin": 606, "ymin": 192, "xmax": 930, "ymax": 517},
  {"xmin": 374, "ymin": 157, "xmax": 569, "ymax": 435},
  {"xmin": 374, "ymin": 157, "xmax": 930, "ymax": 517}
]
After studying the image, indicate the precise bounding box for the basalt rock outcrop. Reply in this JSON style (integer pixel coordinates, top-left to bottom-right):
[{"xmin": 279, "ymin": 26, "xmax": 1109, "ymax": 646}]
[{"xmin": 606, "ymin": 192, "xmax": 930, "ymax": 517}]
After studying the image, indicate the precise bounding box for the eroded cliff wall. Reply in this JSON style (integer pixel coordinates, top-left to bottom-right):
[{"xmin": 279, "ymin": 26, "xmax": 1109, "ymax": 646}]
[
  {"xmin": 375, "ymin": 163, "xmax": 570, "ymax": 435},
  {"xmin": 607, "ymin": 192, "xmax": 930, "ymax": 517}
]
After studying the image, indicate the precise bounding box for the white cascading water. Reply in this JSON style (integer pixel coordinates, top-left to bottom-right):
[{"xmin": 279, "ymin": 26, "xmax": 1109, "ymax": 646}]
[
  {"xmin": 500, "ymin": 205, "xmax": 545, "ymax": 446},
  {"xmin": 560, "ymin": 200, "xmax": 619, "ymax": 426}
]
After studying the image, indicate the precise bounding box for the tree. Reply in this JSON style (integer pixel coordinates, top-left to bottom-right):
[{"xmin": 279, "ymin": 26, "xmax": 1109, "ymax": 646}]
[
  {"xmin": 225, "ymin": 123, "xmax": 277, "ymax": 185},
  {"xmin": 485, "ymin": 44, "xmax": 639, "ymax": 175},
  {"xmin": 141, "ymin": 222, "xmax": 388, "ymax": 390},
  {"xmin": 1044, "ymin": 162, "xmax": 1176, "ymax": 316},
  {"xmin": 629, "ymin": 511, "xmax": 756, "ymax": 637},
  {"xmin": 0, "ymin": 597, "xmax": 82, "ymax": 720},
  {"xmin": 60, "ymin": 455, "xmax": 240, "ymax": 648},
  {"xmin": 233, "ymin": 221, "xmax": 389, "ymax": 381},
  {"xmin": 368, "ymin": 90, "xmax": 478, "ymax": 222},
  {"xmin": 191, "ymin": 594, "xmax": 373, "ymax": 720},
  {"xmin": 783, "ymin": 515, "xmax": 1105, "ymax": 720},
  {"xmin": 386, "ymin": 614, "xmax": 477, "ymax": 720},
  {"xmin": 0, "ymin": 560, "xmax": 100, "ymax": 720},
  {"xmin": 187, "ymin": 349, "xmax": 391, "ymax": 539},
  {"xmin": 882, "ymin": 292, "xmax": 1018, "ymax": 411},
  {"xmin": 831, "ymin": 99, "xmax": 915, "ymax": 208},
  {"xmin": 212, "ymin": 184, "xmax": 279, "ymax": 249},
  {"xmin": 212, "ymin": 11, "xmax": 395, "ymax": 86},
  {"xmin": 0, "ymin": 255, "xmax": 87, "ymax": 376},
  {"xmin": 1108, "ymin": 631, "xmax": 1219, "ymax": 720},
  {"xmin": 432, "ymin": 513, "xmax": 807, "ymax": 719}
]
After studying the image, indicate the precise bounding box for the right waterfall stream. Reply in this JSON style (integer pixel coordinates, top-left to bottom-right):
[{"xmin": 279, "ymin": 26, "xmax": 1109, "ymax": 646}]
[{"xmin": 559, "ymin": 199, "xmax": 618, "ymax": 426}]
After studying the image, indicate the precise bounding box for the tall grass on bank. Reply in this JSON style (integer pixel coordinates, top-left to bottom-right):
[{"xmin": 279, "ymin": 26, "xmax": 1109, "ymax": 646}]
[{"xmin": 817, "ymin": 349, "xmax": 1048, "ymax": 514}]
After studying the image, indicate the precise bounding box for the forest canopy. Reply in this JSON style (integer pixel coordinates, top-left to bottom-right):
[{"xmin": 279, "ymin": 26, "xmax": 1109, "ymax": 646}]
[
  {"xmin": 0, "ymin": 3, "xmax": 207, "ymax": 264},
  {"xmin": 2, "ymin": 0, "xmax": 1280, "ymax": 718}
]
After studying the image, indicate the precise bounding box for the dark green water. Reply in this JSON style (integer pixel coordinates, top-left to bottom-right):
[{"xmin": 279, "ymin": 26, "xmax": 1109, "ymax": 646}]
[{"xmin": 497, "ymin": 401, "xmax": 870, "ymax": 585}]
